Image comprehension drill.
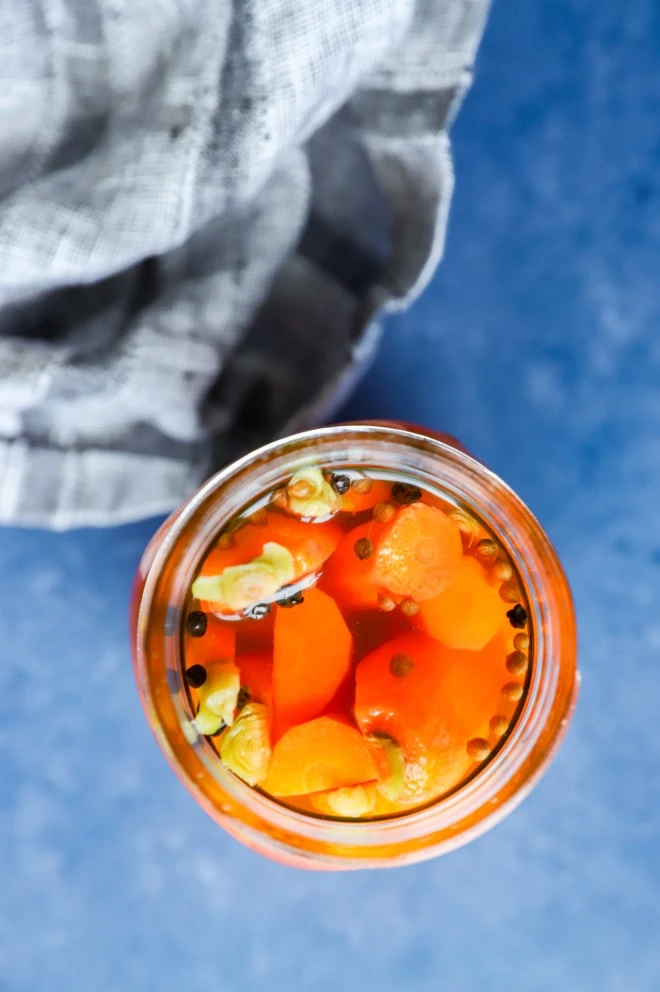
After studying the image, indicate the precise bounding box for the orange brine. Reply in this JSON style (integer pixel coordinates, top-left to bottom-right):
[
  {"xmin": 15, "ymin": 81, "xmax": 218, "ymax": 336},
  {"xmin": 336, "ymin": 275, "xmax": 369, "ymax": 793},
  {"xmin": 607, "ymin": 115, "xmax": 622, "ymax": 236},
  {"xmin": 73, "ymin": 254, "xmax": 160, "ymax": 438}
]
[{"xmin": 180, "ymin": 465, "xmax": 533, "ymax": 819}]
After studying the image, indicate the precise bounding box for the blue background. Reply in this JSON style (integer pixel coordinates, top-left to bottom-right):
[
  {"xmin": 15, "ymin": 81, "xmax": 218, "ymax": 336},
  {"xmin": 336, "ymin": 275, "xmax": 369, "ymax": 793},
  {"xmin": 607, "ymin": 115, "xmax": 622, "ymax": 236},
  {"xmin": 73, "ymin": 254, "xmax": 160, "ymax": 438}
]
[{"xmin": 2, "ymin": 1, "xmax": 659, "ymax": 989}]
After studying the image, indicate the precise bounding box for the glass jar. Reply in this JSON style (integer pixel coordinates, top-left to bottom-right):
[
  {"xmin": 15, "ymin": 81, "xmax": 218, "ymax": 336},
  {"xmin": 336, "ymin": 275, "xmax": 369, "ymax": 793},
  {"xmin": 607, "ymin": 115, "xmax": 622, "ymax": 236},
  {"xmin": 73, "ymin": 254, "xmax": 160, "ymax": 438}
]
[{"xmin": 131, "ymin": 424, "xmax": 578, "ymax": 870}]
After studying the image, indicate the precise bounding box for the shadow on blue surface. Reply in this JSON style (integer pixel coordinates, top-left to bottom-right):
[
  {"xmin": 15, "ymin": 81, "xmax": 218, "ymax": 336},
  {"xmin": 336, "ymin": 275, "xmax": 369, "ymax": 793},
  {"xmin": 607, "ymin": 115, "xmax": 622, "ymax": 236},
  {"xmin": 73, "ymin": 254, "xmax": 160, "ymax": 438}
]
[{"xmin": 2, "ymin": 2, "xmax": 660, "ymax": 990}]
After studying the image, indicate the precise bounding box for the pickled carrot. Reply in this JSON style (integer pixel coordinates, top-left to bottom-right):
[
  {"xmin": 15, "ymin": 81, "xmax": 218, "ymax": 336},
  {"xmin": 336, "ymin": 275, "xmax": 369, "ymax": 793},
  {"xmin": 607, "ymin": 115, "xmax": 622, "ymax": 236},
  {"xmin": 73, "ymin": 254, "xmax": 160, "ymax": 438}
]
[
  {"xmin": 272, "ymin": 587, "xmax": 353, "ymax": 739},
  {"xmin": 264, "ymin": 716, "xmax": 378, "ymax": 797},
  {"xmin": 372, "ymin": 503, "xmax": 463, "ymax": 601},
  {"xmin": 418, "ymin": 556, "xmax": 503, "ymax": 650},
  {"xmin": 354, "ymin": 631, "xmax": 507, "ymax": 803},
  {"xmin": 320, "ymin": 521, "xmax": 388, "ymax": 612}
]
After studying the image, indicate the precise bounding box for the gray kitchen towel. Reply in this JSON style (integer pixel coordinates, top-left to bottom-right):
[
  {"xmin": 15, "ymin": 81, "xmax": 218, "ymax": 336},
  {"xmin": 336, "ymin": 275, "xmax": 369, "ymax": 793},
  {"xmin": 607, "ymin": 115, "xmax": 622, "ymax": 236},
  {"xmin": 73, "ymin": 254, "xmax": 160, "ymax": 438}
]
[{"xmin": 0, "ymin": 0, "xmax": 490, "ymax": 528}]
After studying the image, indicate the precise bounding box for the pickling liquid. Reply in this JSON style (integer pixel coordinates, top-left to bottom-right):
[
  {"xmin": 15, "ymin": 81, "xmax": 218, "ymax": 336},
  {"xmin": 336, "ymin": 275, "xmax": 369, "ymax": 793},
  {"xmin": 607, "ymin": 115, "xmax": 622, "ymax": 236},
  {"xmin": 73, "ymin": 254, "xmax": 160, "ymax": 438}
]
[{"xmin": 180, "ymin": 465, "xmax": 532, "ymax": 820}]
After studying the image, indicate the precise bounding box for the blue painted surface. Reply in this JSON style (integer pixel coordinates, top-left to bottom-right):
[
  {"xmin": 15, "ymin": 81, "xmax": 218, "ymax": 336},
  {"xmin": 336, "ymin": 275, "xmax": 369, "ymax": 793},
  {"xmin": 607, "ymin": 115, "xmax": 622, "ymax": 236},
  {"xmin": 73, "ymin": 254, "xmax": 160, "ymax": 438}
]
[{"xmin": 2, "ymin": 1, "xmax": 660, "ymax": 989}]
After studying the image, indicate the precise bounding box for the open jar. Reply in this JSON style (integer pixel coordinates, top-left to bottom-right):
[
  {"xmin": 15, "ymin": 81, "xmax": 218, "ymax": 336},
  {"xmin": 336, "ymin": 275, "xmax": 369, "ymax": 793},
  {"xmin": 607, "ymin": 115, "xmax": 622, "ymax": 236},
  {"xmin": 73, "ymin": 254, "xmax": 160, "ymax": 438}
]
[{"xmin": 131, "ymin": 424, "xmax": 578, "ymax": 870}]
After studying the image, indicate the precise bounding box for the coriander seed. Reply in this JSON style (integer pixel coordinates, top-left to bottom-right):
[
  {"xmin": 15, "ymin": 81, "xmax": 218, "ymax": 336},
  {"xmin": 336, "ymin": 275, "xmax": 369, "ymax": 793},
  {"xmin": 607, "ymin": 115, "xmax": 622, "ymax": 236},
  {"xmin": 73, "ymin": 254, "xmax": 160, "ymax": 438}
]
[
  {"xmin": 354, "ymin": 537, "xmax": 373, "ymax": 560},
  {"xmin": 466, "ymin": 738, "xmax": 490, "ymax": 761}
]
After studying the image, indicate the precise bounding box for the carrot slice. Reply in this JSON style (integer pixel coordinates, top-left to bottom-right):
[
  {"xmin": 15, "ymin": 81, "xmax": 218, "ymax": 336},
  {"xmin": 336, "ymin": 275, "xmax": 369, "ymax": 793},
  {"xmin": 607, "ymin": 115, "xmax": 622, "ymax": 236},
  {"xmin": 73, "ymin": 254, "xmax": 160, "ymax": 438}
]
[
  {"xmin": 272, "ymin": 587, "xmax": 353, "ymax": 739},
  {"xmin": 354, "ymin": 631, "xmax": 507, "ymax": 803},
  {"xmin": 319, "ymin": 521, "xmax": 388, "ymax": 613},
  {"xmin": 236, "ymin": 651, "xmax": 273, "ymax": 710},
  {"xmin": 418, "ymin": 556, "xmax": 504, "ymax": 650},
  {"xmin": 372, "ymin": 503, "xmax": 463, "ymax": 601},
  {"xmin": 194, "ymin": 514, "xmax": 342, "ymax": 614},
  {"xmin": 264, "ymin": 716, "xmax": 378, "ymax": 796}
]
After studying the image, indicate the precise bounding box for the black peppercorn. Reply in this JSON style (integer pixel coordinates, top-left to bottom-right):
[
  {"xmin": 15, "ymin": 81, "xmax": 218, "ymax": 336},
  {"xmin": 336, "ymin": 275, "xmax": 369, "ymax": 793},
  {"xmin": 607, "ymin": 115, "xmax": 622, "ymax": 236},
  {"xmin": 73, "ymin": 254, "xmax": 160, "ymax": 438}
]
[
  {"xmin": 186, "ymin": 611, "xmax": 207, "ymax": 637},
  {"xmin": 506, "ymin": 604, "xmax": 528, "ymax": 629},
  {"xmin": 278, "ymin": 591, "xmax": 305, "ymax": 608},
  {"xmin": 185, "ymin": 665, "xmax": 207, "ymax": 689},
  {"xmin": 330, "ymin": 474, "xmax": 350, "ymax": 495},
  {"xmin": 391, "ymin": 482, "xmax": 422, "ymax": 505}
]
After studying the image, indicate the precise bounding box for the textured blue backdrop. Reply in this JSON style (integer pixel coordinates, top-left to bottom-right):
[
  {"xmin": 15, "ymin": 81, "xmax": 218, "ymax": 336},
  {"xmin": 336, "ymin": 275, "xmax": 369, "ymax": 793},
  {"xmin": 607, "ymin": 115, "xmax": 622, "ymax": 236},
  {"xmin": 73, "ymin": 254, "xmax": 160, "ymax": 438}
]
[{"xmin": 2, "ymin": 1, "xmax": 659, "ymax": 989}]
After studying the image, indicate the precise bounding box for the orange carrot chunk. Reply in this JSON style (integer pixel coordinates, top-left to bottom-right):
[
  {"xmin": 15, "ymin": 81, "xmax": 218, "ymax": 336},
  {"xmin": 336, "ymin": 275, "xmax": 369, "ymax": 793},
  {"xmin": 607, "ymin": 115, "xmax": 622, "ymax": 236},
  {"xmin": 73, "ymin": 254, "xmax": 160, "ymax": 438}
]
[
  {"xmin": 264, "ymin": 716, "xmax": 378, "ymax": 796},
  {"xmin": 419, "ymin": 556, "xmax": 504, "ymax": 650},
  {"xmin": 354, "ymin": 631, "xmax": 506, "ymax": 803},
  {"xmin": 272, "ymin": 587, "xmax": 353, "ymax": 739},
  {"xmin": 320, "ymin": 521, "xmax": 388, "ymax": 613},
  {"xmin": 372, "ymin": 503, "xmax": 463, "ymax": 601}
]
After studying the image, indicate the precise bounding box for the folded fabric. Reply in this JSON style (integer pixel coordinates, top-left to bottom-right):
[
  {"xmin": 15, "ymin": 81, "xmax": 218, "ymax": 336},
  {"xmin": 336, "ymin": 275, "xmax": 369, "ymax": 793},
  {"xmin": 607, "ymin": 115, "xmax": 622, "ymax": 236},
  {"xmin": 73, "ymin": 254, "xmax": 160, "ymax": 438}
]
[{"xmin": 0, "ymin": 0, "xmax": 490, "ymax": 528}]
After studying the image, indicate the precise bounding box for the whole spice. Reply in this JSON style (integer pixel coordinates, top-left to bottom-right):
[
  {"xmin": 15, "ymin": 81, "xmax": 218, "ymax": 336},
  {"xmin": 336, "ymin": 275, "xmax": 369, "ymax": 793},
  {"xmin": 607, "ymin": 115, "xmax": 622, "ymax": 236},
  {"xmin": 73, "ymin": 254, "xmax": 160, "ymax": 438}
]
[
  {"xmin": 377, "ymin": 594, "xmax": 396, "ymax": 613},
  {"xmin": 505, "ymin": 651, "xmax": 528, "ymax": 676},
  {"xmin": 186, "ymin": 611, "xmax": 207, "ymax": 637},
  {"xmin": 492, "ymin": 558, "xmax": 513, "ymax": 582},
  {"xmin": 351, "ymin": 477, "xmax": 373, "ymax": 495},
  {"xmin": 476, "ymin": 538, "xmax": 499, "ymax": 562},
  {"xmin": 513, "ymin": 632, "xmax": 530, "ymax": 651},
  {"xmin": 489, "ymin": 714, "xmax": 509, "ymax": 738},
  {"xmin": 329, "ymin": 474, "xmax": 350, "ymax": 495},
  {"xmin": 506, "ymin": 604, "xmax": 528, "ymax": 629},
  {"xmin": 389, "ymin": 653, "xmax": 414, "ymax": 677},
  {"xmin": 354, "ymin": 537, "xmax": 373, "ymax": 560},
  {"xmin": 278, "ymin": 591, "xmax": 305, "ymax": 608},
  {"xmin": 399, "ymin": 598, "xmax": 420, "ymax": 617},
  {"xmin": 236, "ymin": 686, "xmax": 251, "ymax": 711},
  {"xmin": 499, "ymin": 580, "xmax": 522, "ymax": 603},
  {"xmin": 391, "ymin": 481, "xmax": 422, "ymax": 505},
  {"xmin": 466, "ymin": 738, "xmax": 490, "ymax": 761},
  {"xmin": 185, "ymin": 664, "xmax": 207, "ymax": 689},
  {"xmin": 373, "ymin": 501, "xmax": 396, "ymax": 524},
  {"xmin": 502, "ymin": 681, "xmax": 524, "ymax": 702}
]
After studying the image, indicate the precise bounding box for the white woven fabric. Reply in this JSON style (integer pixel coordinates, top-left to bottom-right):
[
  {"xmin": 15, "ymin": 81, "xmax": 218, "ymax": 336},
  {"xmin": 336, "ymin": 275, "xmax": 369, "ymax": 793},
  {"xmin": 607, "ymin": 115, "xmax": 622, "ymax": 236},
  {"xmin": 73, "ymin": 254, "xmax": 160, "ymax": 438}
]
[{"xmin": 0, "ymin": 0, "xmax": 490, "ymax": 528}]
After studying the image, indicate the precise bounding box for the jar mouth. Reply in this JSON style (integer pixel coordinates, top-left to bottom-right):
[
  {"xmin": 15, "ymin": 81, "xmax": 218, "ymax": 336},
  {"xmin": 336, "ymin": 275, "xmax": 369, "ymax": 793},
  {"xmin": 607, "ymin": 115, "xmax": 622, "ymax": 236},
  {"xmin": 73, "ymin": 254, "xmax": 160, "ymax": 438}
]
[{"xmin": 136, "ymin": 425, "xmax": 578, "ymax": 865}]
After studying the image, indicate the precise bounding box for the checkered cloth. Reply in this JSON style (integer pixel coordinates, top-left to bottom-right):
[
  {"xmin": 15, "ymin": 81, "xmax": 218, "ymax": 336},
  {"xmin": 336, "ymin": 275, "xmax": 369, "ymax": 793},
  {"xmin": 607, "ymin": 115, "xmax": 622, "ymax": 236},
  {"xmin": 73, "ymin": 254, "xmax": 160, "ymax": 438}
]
[{"xmin": 0, "ymin": 0, "xmax": 489, "ymax": 528}]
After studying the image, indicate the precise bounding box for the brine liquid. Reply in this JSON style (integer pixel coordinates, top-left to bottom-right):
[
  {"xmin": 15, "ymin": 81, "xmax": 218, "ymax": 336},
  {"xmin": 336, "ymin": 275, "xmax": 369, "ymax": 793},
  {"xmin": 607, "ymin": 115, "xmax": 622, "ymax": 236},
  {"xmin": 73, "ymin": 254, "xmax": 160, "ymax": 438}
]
[{"xmin": 180, "ymin": 465, "xmax": 531, "ymax": 819}]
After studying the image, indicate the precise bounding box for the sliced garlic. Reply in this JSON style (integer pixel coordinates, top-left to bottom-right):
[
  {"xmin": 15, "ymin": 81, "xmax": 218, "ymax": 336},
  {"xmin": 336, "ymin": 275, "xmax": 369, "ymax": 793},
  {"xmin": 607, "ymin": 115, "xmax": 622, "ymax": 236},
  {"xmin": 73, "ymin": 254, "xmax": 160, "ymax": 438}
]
[
  {"xmin": 191, "ymin": 542, "xmax": 295, "ymax": 612},
  {"xmin": 285, "ymin": 466, "xmax": 342, "ymax": 519},
  {"xmin": 197, "ymin": 660, "xmax": 240, "ymax": 728},
  {"xmin": 220, "ymin": 702, "xmax": 272, "ymax": 786}
]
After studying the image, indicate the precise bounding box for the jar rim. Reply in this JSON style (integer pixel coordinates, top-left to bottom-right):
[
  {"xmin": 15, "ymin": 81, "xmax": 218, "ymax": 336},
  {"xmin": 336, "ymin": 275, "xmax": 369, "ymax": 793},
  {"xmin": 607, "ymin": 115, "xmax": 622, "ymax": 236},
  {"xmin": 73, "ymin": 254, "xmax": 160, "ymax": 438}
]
[{"xmin": 134, "ymin": 424, "xmax": 578, "ymax": 867}]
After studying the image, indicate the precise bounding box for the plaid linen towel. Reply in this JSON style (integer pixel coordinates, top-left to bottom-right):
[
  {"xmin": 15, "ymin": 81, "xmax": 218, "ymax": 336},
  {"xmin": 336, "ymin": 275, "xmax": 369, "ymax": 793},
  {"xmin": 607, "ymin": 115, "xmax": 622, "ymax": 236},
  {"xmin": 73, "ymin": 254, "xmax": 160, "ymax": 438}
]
[{"xmin": 0, "ymin": 0, "xmax": 490, "ymax": 528}]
